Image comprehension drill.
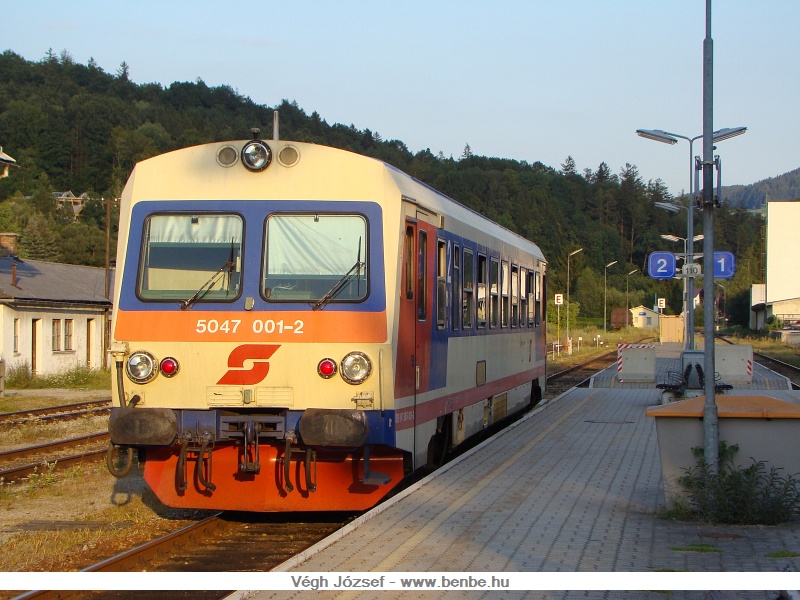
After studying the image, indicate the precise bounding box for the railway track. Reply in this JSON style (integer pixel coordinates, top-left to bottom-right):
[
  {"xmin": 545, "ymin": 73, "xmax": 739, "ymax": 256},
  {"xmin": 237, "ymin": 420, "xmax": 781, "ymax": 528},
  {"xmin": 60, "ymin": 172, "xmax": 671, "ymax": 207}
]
[
  {"xmin": 0, "ymin": 399, "xmax": 110, "ymax": 426},
  {"xmin": 8, "ymin": 341, "xmax": 797, "ymax": 594},
  {"xmin": 0, "ymin": 399, "xmax": 112, "ymax": 484},
  {"xmin": 13, "ymin": 513, "xmax": 350, "ymax": 600},
  {"xmin": 0, "ymin": 432, "xmax": 109, "ymax": 483}
]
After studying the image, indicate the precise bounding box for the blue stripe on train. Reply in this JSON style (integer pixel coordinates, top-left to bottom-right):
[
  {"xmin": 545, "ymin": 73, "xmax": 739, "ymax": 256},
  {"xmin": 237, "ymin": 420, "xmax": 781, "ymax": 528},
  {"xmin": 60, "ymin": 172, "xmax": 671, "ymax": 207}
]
[{"xmin": 119, "ymin": 200, "xmax": 385, "ymax": 313}]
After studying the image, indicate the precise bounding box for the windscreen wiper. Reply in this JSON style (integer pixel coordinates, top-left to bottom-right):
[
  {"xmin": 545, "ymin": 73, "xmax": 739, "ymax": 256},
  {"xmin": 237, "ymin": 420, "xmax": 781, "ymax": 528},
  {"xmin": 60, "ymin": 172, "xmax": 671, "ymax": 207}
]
[
  {"xmin": 179, "ymin": 260, "xmax": 235, "ymax": 310},
  {"xmin": 311, "ymin": 259, "xmax": 364, "ymax": 311}
]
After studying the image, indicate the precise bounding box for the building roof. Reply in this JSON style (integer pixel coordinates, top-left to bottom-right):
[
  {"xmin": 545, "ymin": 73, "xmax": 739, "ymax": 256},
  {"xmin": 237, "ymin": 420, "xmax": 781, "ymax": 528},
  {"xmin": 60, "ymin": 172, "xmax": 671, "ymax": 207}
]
[{"xmin": 0, "ymin": 256, "xmax": 113, "ymax": 307}]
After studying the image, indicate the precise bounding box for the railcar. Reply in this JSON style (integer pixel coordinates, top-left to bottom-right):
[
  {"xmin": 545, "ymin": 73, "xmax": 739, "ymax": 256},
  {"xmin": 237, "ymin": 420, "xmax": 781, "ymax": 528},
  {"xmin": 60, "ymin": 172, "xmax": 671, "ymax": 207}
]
[{"xmin": 107, "ymin": 130, "xmax": 547, "ymax": 512}]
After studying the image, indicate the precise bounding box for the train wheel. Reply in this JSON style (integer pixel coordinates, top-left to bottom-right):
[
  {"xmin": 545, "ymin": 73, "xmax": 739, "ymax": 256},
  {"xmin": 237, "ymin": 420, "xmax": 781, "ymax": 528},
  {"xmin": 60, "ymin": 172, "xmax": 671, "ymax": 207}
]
[{"xmin": 426, "ymin": 416, "xmax": 452, "ymax": 469}]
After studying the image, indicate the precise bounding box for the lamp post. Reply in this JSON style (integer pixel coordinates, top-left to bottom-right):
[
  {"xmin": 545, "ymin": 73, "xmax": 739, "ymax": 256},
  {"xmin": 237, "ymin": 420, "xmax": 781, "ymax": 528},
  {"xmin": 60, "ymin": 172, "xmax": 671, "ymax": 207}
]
[
  {"xmin": 604, "ymin": 260, "xmax": 617, "ymax": 334},
  {"xmin": 626, "ymin": 269, "xmax": 637, "ymax": 328},
  {"xmin": 660, "ymin": 233, "xmax": 704, "ymax": 347},
  {"xmin": 566, "ymin": 247, "xmax": 583, "ymax": 346},
  {"xmin": 636, "ymin": 125, "xmax": 746, "ymax": 351}
]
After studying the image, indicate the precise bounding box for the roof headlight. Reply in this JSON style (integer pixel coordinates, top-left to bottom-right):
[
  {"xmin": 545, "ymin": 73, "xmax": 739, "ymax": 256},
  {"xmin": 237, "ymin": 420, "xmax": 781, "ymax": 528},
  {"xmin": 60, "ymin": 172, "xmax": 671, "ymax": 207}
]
[
  {"xmin": 241, "ymin": 140, "xmax": 272, "ymax": 172},
  {"xmin": 126, "ymin": 351, "xmax": 158, "ymax": 384},
  {"xmin": 340, "ymin": 351, "xmax": 372, "ymax": 385}
]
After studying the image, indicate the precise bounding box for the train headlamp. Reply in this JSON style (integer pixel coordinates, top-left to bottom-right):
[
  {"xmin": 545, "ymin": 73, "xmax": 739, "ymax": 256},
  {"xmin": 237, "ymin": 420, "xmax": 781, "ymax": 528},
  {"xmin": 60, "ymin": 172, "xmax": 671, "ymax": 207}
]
[
  {"xmin": 241, "ymin": 140, "xmax": 272, "ymax": 172},
  {"xmin": 126, "ymin": 351, "xmax": 158, "ymax": 383},
  {"xmin": 340, "ymin": 352, "xmax": 372, "ymax": 385}
]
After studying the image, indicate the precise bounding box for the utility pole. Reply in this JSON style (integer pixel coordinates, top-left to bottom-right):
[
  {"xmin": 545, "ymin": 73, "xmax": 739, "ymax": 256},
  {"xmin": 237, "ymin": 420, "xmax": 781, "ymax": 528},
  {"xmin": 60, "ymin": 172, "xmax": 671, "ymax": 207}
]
[{"xmin": 701, "ymin": 0, "xmax": 719, "ymax": 472}]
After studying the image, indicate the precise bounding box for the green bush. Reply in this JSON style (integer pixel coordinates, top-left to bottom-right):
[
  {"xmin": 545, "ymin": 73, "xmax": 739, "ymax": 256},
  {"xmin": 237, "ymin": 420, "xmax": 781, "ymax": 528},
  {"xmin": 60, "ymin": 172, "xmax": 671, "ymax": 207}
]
[{"xmin": 679, "ymin": 441, "xmax": 800, "ymax": 525}]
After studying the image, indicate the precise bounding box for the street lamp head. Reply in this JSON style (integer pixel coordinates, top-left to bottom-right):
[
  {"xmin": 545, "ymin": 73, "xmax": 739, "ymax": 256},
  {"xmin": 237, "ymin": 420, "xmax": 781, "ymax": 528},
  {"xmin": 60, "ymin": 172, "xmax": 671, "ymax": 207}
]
[
  {"xmin": 654, "ymin": 201, "xmax": 683, "ymax": 213},
  {"xmin": 636, "ymin": 129, "xmax": 678, "ymax": 145},
  {"xmin": 628, "ymin": 269, "xmax": 638, "ymax": 276},
  {"xmin": 569, "ymin": 247, "xmax": 584, "ymax": 257},
  {"xmin": 661, "ymin": 234, "xmax": 682, "ymax": 243},
  {"xmin": 712, "ymin": 127, "xmax": 747, "ymax": 142},
  {"xmin": 693, "ymin": 234, "xmax": 704, "ymax": 242},
  {"xmin": 605, "ymin": 260, "xmax": 618, "ymax": 269}
]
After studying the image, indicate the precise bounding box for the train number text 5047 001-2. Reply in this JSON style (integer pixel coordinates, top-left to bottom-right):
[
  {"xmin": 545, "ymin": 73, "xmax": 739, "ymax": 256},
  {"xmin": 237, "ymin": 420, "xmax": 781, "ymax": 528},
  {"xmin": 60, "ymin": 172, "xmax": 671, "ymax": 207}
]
[{"xmin": 195, "ymin": 319, "xmax": 305, "ymax": 335}]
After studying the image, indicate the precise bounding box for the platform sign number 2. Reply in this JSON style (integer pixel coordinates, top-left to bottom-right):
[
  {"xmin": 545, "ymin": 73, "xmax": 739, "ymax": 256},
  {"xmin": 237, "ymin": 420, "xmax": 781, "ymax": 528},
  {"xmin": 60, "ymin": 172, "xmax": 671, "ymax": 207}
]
[{"xmin": 647, "ymin": 252, "xmax": 676, "ymax": 280}]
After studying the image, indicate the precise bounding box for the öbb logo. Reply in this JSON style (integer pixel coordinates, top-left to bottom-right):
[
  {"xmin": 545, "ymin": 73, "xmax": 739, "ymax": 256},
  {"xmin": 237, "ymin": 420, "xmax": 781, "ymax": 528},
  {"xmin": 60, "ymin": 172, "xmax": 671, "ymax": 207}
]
[{"xmin": 217, "ymin": 344, "xmax": 280, "ymax": 385}]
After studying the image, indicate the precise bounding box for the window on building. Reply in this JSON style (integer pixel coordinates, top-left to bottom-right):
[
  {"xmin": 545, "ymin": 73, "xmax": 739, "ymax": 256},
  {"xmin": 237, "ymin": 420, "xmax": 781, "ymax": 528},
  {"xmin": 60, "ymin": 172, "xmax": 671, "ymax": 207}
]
[
  {"xmin": 65, "ymin": 319, "xmax": 74, "ymax": 351},
  {"xmin": 52, "ymin": 319, "xmax": 62, "ymax": 351},
  {"xmin": 13, "ymin": 319, "xmax": 19, "ymax": 353}
]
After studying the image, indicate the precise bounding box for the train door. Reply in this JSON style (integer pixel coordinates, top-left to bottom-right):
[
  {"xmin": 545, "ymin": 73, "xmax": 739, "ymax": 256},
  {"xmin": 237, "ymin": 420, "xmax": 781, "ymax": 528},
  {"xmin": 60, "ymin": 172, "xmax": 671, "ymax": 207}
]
[{"xmin": 396, "ymin": 219, "xmax": 433, "ymax": 398}]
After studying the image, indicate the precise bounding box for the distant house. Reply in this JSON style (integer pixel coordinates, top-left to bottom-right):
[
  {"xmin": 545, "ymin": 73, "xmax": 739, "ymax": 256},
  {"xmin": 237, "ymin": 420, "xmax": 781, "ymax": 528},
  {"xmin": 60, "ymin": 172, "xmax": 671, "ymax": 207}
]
[
  {"xmin": 0, "ymin": 236, "xmax": 113, "ymax": 376},
  {"xmin": 630, "ymin": 305, "xmax": 660, "ymax": 329},
  {"xmin": 53, "ymin": 191, "xmax": 91, "ymax": 217},
  {"xmin": 0, "ymin": 146, "xmax": 17, "ymax": 179}
]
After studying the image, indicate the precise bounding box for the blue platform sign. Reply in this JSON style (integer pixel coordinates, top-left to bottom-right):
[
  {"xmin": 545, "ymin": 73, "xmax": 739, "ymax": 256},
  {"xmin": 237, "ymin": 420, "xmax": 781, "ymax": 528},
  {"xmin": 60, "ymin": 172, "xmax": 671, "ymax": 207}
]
[
  {"xmin": 713, "ymin": 251, "xmax": 736, "ymax": 279},
  {"xmin": 648, "ymin": 252, "xmax": 676, "ymax": 280}
]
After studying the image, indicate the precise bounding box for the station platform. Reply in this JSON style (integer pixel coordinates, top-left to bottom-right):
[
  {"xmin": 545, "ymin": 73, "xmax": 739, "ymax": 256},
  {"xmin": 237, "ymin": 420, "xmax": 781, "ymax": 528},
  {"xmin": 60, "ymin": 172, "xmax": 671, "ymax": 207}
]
[{"xmin": 240, "ymin": 343, "xmax": 800, "ymax": 599}]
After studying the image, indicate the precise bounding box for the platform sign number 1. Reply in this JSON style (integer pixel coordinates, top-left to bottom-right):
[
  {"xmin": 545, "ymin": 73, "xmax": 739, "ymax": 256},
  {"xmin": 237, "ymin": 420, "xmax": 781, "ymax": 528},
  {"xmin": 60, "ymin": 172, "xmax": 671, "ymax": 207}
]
[{"xmin": 713, "ymin": 251, "xmax": 736, "ymax": 279}]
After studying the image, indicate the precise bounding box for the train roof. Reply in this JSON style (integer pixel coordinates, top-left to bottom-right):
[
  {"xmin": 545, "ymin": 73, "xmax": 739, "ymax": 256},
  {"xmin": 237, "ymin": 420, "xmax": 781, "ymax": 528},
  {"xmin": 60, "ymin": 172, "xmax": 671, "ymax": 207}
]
[
  {"xmin": 381, "ymin": 160, "xmax": 546, "ymax": 263},
  {"xmin": 125, "ymin": 140, "xmax": 546, "ymax": 264}
]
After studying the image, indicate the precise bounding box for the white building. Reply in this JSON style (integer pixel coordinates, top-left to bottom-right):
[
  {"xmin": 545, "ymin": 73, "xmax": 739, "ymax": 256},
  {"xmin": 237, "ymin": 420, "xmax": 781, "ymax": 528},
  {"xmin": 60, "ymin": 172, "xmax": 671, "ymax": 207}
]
[
  {"xmin": 764, "ymin": 200, "xmax": 800, "ymax": 328},
  {"xmin": 630, "ymin": 305, "xmax": 660, "ymax": 329},
  {"xmin": 0, "ymin": 249, "xmax": 112, "ymax": 376}
]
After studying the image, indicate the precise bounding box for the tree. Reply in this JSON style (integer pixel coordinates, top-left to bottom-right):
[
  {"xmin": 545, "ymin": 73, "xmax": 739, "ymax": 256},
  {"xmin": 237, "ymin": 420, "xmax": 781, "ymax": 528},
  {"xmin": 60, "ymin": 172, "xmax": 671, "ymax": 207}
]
[
  {"xmin": 461, "ymin": 143, "xmax": 473, "ymax": 160},
  {"xmin": 561, "ymin": 156, "xmax": 577, "ymax": 177},
  {"xmin": 116, "ymin": 61, "xmax": 130, "ymax": 81},
  {"xmin": 18, "ymin": 213, "xmax": 61, "ymax": 261}
]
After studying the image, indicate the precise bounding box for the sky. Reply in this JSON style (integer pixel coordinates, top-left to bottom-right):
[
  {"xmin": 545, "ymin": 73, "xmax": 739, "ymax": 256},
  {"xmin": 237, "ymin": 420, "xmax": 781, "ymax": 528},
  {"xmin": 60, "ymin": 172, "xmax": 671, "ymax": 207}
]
[{"xmin": 2, "ymin": 0, "xmax": 798, "ymax": 197}]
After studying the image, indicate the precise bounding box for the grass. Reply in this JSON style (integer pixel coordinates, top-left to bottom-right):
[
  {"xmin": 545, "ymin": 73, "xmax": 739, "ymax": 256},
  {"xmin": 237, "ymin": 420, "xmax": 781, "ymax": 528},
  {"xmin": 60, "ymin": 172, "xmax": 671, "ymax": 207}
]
[
  {"xmin": 546, "ymin": 324, "xmax": 654, "ymax": 369},
  {"xmin": 766, "ymin": 550, "xmax": 800, "ymax": 559},
  {"xmin": 719, "ymin": 327, "xmax": 800, "ymax": 368},
  {"xmin": 5, "ymin": 364, "xmax": 111, "ymax": 391}
]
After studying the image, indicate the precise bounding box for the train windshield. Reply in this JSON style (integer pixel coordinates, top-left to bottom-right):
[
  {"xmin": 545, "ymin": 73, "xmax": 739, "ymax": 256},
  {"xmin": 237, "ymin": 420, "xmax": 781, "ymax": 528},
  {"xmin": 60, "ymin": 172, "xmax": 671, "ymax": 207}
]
[
  {"xmin": 138, "ymin": 213, "xmax": 243, "ymax": 302},
  {"xmin": 264, "ymin": 214, "xmax": 368, "ymax": 303}
]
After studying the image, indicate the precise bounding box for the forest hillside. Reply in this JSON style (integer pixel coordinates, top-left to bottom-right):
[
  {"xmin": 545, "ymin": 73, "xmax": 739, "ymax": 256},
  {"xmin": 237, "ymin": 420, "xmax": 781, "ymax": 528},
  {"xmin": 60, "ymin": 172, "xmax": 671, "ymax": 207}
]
[{"xmin": 0, "ymin": 50, "xmax": 768, "ymax": 327}]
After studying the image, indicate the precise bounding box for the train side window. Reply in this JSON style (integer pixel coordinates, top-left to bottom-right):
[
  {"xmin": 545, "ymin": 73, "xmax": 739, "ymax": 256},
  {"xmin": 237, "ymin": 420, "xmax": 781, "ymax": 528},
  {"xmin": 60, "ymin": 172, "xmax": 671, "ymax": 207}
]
[
  {"xmin": 417, "ymin": 230, "xmax": 427, "ymax": 320},
  {"xmin": 528, "ymin": 270, "xmax": 536, "ymax": 327},
  {"xmin": 519, "ymin": 268, "xmax": 527, "ymax": 328},
  {"xmin": 437, "ymin": 239, "xmax": 446, "ymax": 329},
  {"xmin": 477, "ymin": 254, "xmax": 487, "ymax": 328},
  {"xmin": 500, "ymin": 261, "xmax": 509, "ymax": 328},
  {"xmin": 462, "ymin": 249, "xmax": 474, "ymax": 329},
  {"xmin": 451, "ymin": 244, "xmax": 460, "ymax": 331},
  {"xmin": 138, "ymin": 213, "xmax": 243, "ymax": 303},
  {"xmin": 511, "ymin": 265, "xmax": 519, "ymax": 328},
  {"xmin": 489, "ymin": 258, "xmax": 499, "ymax": 329},
  {"xmin": 404, "ymin": 226, "xmax": 414, "ymax": 300}
]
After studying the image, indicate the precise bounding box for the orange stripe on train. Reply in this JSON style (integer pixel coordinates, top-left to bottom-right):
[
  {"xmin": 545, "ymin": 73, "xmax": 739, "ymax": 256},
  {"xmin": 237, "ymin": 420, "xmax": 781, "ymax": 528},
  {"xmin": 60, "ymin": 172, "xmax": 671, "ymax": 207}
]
[{"xmin": 113, "ymin": 309, "xmax": 388, "ymax": 343}]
